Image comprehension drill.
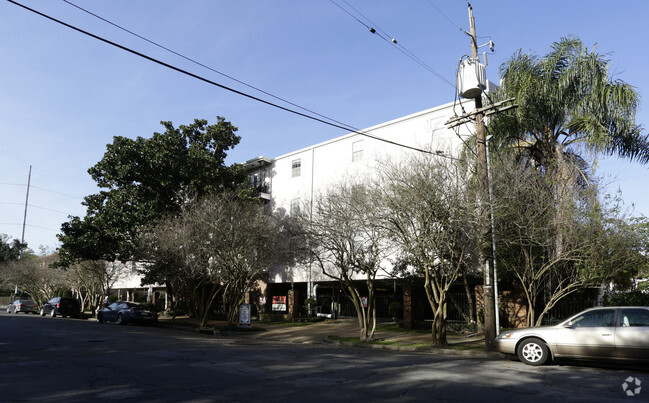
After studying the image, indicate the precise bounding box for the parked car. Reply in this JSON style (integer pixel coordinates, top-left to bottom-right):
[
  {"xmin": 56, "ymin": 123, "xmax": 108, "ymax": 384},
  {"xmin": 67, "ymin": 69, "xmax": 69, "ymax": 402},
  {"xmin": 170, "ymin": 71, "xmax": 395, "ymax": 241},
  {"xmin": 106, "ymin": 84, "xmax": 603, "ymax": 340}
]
[
  {"xmin": 97, "ymin": 301, "xmax": 158, "ymax": 325},
  {"xmin": 6, "ymin": 299, "xmax": 39, "ymax": 314},
  {"xmin": 40, "ymin": 297, "xmax": 81, "ymax": 318},
  {"xmin": 495, "ymin": 306, "xmax": 649, "ymax": 366}
]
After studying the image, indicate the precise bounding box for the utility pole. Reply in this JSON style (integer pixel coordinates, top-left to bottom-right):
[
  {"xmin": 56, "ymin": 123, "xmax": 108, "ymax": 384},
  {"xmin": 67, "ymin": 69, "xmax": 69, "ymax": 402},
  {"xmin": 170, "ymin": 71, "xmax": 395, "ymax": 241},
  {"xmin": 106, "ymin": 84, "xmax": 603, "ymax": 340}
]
[
  {"xmin": 468, "ymin": 3, "xmax": 496, "ymax": 351},
  {"xmin": 19, "ymin": 164, "xmax": 32, "ymax": 260}
]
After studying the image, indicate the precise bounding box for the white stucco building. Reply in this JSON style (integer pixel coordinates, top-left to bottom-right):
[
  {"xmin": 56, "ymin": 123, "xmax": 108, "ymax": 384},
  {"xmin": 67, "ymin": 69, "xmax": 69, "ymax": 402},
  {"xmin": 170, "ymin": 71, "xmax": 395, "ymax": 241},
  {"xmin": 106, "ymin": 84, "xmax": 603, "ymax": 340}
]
[
  {"xmin": 244, "ymin": 99, "xmax": 475, "ymax": 315},
  {"xmin": 108, "ymin": 98, "xmax": 479, "ymax": 318}
]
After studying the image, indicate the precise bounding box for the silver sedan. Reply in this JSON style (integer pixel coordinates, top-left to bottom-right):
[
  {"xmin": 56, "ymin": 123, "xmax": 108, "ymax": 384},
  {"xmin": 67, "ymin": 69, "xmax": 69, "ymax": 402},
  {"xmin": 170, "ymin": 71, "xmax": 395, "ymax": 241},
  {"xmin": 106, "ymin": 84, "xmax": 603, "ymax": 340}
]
[
  {"xmin": 6, "ymin": 299, "xmax": 39, "ymax": 314},
  {"xmin": 495, "ymin": 306, "xmax": 649, "ymax": 365}
]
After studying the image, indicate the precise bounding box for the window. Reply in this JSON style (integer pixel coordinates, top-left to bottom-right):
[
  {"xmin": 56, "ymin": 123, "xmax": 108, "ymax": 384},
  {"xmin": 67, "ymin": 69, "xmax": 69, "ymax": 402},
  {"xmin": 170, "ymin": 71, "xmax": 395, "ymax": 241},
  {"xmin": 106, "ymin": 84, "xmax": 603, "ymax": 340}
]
[
  {"xmin": 570, "ymin": 309, "xmax": 616, "ymax": 327},
  {"xmin": 292, "ymin": 159, "xmax": 301, "ymax": 177},
  {"xmin": 352, "ymin": 140, "xmax": 364, "ymax": 162},
  {"xmin": 620, "ymin": 308, "xmax": 649, "ymax": 327},
  {"xmin": 250, "ymin": 173, "xmax": 259, "ymax": 188}
]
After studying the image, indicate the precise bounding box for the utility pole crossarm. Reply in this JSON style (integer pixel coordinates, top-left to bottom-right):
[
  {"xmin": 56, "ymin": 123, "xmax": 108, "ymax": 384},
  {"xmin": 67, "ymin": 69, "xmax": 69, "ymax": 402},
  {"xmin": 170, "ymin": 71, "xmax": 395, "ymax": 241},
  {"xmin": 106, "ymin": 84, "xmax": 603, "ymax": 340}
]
[{"xmin": 445, "ymin": 98, "xmax": 517, "ymax": 129}]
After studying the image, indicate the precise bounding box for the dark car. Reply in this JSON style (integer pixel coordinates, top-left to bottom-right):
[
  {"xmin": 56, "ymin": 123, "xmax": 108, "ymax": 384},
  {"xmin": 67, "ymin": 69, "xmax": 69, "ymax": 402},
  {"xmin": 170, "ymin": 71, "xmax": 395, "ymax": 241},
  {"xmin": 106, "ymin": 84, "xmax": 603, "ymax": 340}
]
[
  {"xmin": 495, "ymin": 306, "xmax": 649, "ymax": 366},
  {"xmin": 6, "ymin": 299, "xmax": 39, "ymax": 314},
  {"xmin": 40, "ymin": 297, "xmax": 81, "ymax": 318},
  {"xmin": 97, "ymin": 301, "xmax": 158, "ymax": 325}
]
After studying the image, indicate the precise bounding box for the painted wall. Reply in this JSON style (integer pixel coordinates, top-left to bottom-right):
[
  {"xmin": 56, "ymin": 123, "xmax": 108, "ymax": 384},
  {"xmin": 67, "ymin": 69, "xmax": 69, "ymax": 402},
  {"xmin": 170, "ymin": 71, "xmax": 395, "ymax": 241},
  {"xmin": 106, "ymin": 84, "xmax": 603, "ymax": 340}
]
[{"xmin": 252, "ymin": 100, "xmax": 474, "ymax": 284}]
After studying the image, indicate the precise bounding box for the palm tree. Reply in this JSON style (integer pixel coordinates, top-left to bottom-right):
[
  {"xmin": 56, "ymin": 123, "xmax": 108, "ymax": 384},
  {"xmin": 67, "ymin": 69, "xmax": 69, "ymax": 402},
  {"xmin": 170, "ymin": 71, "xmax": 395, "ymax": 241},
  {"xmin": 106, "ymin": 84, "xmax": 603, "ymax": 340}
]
[
  {"xmin": 488, "ymin": 37, "xmax": 649, "ymax": 324},
  {"xmin": 491, "ymin": 36, "xmax": 648, "ymax": 178}
]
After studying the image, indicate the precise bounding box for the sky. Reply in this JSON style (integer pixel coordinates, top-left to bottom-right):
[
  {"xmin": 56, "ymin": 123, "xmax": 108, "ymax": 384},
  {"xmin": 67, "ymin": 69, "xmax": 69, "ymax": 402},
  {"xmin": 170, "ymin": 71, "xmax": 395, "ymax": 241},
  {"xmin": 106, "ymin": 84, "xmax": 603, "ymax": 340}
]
[{"xmin": 1, "ymin": 0, "xmax": 648, "ymax": 253}]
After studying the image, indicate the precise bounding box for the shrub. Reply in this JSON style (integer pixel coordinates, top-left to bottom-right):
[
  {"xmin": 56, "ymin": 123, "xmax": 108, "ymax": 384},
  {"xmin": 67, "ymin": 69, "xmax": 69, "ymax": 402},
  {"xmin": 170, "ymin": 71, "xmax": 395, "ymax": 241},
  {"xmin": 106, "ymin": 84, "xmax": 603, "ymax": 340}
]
[
  {"xmin": 603, "ymin": 291, "xmax": 649, "ymax": 306},
  {"xmin": 388, "ymin": 301, "xmax": 403, "ymax": 319}
]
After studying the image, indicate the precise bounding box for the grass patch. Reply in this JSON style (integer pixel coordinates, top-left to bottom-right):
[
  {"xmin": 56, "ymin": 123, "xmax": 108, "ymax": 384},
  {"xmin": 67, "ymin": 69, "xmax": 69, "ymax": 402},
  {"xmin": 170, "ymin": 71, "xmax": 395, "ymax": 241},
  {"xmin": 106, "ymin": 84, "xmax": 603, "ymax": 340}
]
[
  {"xmin": 375, "ymin": 323, "xmax": 429, "ymax": 334},
  {"xmin": 330, "ymin": 336, "xmax": 484, "ymax": 351},
  {"xmin": 329, "ymin": 336, "xmax": 431, "ymax": 348},
  {"xmin": 216, "ymin": 325, "xmax": 266, "ymax": 333},
  {"xmin": 269, "ymin": 321, "xmax": 317, "ymax": 327}
]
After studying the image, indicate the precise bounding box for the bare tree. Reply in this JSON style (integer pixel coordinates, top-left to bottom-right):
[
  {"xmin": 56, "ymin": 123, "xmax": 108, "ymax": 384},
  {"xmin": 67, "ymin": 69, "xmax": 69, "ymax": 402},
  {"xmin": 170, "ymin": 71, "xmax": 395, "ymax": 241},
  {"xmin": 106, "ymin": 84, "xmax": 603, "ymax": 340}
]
[
  {"xmin": 66, "ymin": 260, "xmax": 127, "ymax": 313},
  {"xmin": 380, "ymin": 154, "xmax": 480, "ymax": 346},
  {"xmin": 301, "ymin": 182, "xmax": 393, "ymax": 341},
  {"xmin": 193, "ymin": 193, "xmax": 298, "ymax": 326},
  {"xmin": 2, "ymin": 255, "xmax": 69, "ymax": 305},
  {"xmin": 492, "ymin": 156, "xmax": 648, "ymax": 326},
  {"xmin": 140, "ymin": 192, "xmax": 298, "ymax": 328}
]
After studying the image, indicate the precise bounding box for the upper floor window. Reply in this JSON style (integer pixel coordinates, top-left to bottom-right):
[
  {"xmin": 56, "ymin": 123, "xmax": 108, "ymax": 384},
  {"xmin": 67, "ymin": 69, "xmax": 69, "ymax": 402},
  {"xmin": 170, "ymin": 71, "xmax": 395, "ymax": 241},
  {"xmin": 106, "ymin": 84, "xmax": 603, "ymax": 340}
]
[
  {"xmin": 352, "ymin": 140, "xmax": 364, "ymax": 162},
  {"xmin": 250, "ymin": 172, "xmax": 260, "ymax": 188},
  {"xmin": 292, "ymin": 159, "xmax": 301, "ymax": 177}
]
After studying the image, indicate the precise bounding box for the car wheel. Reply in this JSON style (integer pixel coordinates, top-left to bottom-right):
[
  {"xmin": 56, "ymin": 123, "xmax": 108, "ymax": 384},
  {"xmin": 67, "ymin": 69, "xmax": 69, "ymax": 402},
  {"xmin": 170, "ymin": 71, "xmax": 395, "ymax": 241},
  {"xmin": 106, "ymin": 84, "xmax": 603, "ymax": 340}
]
[
  {"xmin": 40, "ymin": 308, "xmax": 46, "ymax": 316},
  {"xmin": 117, "ymin": 313, "xmax": 126, "ymax": 325},
  {"xmin": 517, "ymin": 338, "xmax": 550, "ymax": 366},
  {"xmin": 97, "ymin": 313, "xmax": 104, "ymax": 323},
  {"xmin": 50, "ymin": 309, "xmax": 57, "ymax": 318}
]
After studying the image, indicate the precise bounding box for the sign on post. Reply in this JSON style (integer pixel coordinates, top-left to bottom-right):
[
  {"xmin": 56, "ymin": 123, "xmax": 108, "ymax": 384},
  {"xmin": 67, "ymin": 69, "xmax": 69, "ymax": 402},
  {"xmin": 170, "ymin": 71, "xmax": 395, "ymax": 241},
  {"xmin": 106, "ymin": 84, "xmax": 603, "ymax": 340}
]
[{"xmin": 239, "ymin": 304, "xmax": 251, "ymax": 327}]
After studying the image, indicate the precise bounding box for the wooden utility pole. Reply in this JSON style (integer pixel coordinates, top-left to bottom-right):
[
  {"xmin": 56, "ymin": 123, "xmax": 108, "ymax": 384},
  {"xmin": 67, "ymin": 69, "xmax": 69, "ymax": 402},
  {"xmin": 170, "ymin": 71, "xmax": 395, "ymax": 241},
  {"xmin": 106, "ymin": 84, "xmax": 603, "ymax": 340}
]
[{"xmin": 468, "ymin": 3, "xmax": 496, "ymax": 351}]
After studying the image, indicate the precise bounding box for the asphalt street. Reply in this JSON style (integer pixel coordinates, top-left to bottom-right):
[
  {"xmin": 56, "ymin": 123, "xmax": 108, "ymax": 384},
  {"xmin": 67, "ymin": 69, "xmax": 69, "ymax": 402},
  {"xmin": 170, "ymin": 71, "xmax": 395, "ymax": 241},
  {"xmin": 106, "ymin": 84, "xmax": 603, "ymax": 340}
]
[{"xmin": 1, "ymin": 312, "xmax": 646, "ymax": 402}]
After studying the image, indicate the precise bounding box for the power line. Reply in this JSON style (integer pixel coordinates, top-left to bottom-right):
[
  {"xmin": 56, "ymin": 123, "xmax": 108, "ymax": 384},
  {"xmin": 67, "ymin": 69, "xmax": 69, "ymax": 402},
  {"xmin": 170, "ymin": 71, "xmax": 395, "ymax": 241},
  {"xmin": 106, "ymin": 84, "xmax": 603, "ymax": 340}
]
[
  {"xmin": 425, "ymin": 0, "xmax": 464, "ymax": 32},
  {"xmin": 0, "ymin": 182, "xmax": 84, "ymax": 200},
  {"xmin": 9, "ymin": 0, "xmax": 452, "ymax": 158},
  {"xmin": 30, "ymin": 186, "xmax": 84, "ymax": 200},
  {"xmin": 9, "ymin": 0, "xmax": 355, "ymax": 132},
  {"xmin": 0, "ymin": 222, "xmax": 59, "ymax": 231},
  {"xmin": 27, "ymin": 204, "xmax": 76, "ymax": 216},
  {"xmin": 0, "ymin": 202, "xmax": 76, "ymax": 215},
  {"xmin": 61, "ymin": 0, "xmax": 354, "ymax": 131},
  {"xmin": 330, "ymin": 0, "xmax": 455, "ymax": 88}
]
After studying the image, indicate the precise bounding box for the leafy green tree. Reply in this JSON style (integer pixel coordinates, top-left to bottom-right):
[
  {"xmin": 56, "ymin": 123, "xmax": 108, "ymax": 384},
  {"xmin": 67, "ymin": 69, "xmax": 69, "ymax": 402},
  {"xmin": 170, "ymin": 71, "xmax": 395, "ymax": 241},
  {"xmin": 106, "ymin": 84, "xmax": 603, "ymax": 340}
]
[
  {"xmin": 57, "ymin": 117, "xmax": 247, "ymax": 267},
  {"xmin": 491, "ymin": 37, "xmax": 648, "ymax": 261},
  {"xmin": 488, "ymin": 37, "xmax": 649, "ymax": 325},
  {"xmin": 492, "ymin": 37, "xmax": 648, "ymax": 173},
  {"xmin": 0, "ymin": 234, "xmax": 29, "ymax": 262}
]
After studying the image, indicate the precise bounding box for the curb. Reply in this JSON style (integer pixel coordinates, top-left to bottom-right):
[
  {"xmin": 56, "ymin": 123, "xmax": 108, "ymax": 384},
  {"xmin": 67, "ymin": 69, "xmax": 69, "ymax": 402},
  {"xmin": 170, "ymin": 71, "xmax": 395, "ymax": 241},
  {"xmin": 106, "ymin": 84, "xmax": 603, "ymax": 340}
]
[{"xmin": 324, "ymin": 336, "xmax": 503, "ymax": 358}]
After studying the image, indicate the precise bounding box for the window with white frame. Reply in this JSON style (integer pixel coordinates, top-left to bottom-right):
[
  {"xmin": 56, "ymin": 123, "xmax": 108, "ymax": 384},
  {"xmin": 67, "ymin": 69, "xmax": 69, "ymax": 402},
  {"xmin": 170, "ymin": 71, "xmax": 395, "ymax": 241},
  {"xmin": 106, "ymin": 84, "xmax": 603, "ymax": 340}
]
[
  {"xmin": 291, "ymin": 159, "xmax": 301, "ymax": 177},
  {"xmin": 352, "ymin": 140, "xmax": 364, "ymax": 162}
]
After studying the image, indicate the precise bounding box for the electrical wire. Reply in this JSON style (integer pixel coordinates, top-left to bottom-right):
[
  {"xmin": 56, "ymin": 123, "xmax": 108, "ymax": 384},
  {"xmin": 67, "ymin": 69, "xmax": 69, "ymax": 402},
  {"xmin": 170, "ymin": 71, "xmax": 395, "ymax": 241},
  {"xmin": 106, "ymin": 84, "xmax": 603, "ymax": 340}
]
[
  {"xmin": 27, "ymin": 204, "xmax": 74, "ymax": 215},
  {"xmin": 330, "ymin": 0, "xmax": 455, "ymax": 88},
  {"xmin": 8, "ymin": 0, "xmax": 454, "ymax": 159},
  {"xmin": 29, "ymin": 186, "xmax": 83, "ymax": 199},
  {"xmin": 61, "ymin": 0, "xmax": 354, "ymax": 131},
  {"xmin": 425, "ymin": 0, "xmax": 464, "ymax": 32}
]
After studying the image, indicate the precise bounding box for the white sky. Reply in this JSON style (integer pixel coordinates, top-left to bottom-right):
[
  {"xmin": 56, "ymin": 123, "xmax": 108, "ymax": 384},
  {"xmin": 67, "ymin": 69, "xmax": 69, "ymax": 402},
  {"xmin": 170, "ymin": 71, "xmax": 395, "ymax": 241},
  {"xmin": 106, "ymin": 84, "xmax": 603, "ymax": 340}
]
[{"xmin": 1, "ymin": 0, "xmax": 648, "ymax": 253}]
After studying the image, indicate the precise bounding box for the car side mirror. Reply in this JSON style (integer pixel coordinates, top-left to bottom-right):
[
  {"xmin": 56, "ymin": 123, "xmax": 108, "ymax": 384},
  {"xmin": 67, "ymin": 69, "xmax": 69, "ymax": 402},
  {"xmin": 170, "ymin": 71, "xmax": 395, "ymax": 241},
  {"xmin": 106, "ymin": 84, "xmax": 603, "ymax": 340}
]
[{"xmin": 563, "ymin": 321, "xmax": 574, "ymax": 328}]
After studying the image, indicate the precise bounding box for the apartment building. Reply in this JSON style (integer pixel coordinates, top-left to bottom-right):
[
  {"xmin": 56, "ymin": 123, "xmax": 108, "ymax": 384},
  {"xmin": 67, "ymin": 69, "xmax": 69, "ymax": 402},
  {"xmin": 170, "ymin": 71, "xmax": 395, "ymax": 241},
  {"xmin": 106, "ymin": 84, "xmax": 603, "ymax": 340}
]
[{"xmin": 245, "ymin": 100, "xmax": 475, "ymax": 319}]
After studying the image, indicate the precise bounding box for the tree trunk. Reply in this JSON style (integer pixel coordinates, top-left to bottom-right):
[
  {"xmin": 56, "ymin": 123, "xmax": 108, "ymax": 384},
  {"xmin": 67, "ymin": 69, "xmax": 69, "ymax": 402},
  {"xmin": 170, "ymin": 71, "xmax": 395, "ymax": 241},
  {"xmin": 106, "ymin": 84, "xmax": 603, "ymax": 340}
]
[{"xmin": 431, "ymin": 298, "xmax": 448, "ymax": 346}]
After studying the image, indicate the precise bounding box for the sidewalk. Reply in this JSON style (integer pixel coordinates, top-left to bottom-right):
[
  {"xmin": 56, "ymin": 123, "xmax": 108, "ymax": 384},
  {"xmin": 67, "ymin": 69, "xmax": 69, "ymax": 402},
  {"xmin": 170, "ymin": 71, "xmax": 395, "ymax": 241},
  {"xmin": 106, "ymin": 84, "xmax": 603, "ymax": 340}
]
[{"xmin": 158, "ymin": 317, "xmax": 500, "ymax": 358}]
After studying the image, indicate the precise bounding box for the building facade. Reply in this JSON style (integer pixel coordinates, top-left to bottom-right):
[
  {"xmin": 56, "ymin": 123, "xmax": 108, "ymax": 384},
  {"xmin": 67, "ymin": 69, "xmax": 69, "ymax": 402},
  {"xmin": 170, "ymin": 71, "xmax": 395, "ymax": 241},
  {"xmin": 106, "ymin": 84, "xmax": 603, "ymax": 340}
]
[{"xmin": 245, "ymin": 100, "xmax": 475, "ymax": 319}]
